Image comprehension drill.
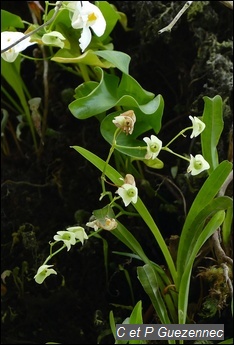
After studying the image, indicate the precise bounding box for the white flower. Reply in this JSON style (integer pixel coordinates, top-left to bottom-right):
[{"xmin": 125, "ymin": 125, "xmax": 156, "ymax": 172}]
[
  {"xmin": 34, "ymin": 264, "xmax": 57, "ymax": 284},
  {"xmin": 86, "ymin": 217, "xmax": 117, "ymax": 231},
  {"xmin": 70, "ymin": 1, "xmax": 106, "ymax": 52},
  {"xmin": 1, "ymin": 31, "xmax": 36, "ymax": 63},
  {"xmin": 187, "ymin": 154, "xmax": 210, "ymax": 176},
  {"xmin": 116, "ymin": 174, "xmax": 138, "ymax": 207},
  {"xmin": 143, "ymin": 135, "xmax": 162, "ymax": 159},
  {"xmin": 112, "ymin": 110, "xmax": 136, "ymax": 135},
  {"xmin": 53, "ymin": 230, "xmax": 76, "ymax": 251},
  {"xmin": 189, "ymin": 116, "xmax": 206, "ymax": 138},
  {"xmin": 66, "ymin": 226, "xmax": 88, "ymax": 244},
  {"xmin": 42, "ymin": 31, "xmax": 66, "ymax": 49}
]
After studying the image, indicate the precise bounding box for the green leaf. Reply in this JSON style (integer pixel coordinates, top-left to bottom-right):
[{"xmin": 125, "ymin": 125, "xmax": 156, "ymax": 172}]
[
  {"xmin": 52, "ymin": 48, "xmax": 114, "ymax": 67},
  {"xmin": 137, "ymin": 265, "xmax": 173, "ymax": 325},
  {"xmin": 177, "ymin": 196, "xmax": 232, "ymax": 279},
  {"xmin": 222, "ymin": 205, "xmax": 233, "ymax": 246},
  {"xmin": 69, "ymin": 69, "xmax": 119, "ymax": 118},
  {"xmin": 109, "ymin": 310, "xmax": 118, "ymax": 343},
  {"xmin": 201, "ymin": 95, "xmax": 224, "ymax": 173},
  {"xmin": 112, "ymin": 222, "xmax": 150, "ymax": 265},
  {"xmin": 129, "ymin": 300, "xmax": 143, "ymax": 324},
  {"xmin": 178, "ymin": 210, "xmax": 226, "ymax": 324},
  {"xmin": 94, "ymin": 50, "xmax": 131, "ymax": 74},
  {"xmin": 96, "ymin": 1, "xmax": 121, "ymax": 40},
  {"xmin": 69, "ymin": 68, "xmax": 164, "ymax": 128},
  {"xmin": 177, "ymin": 160, "xmax": 232, "ymax": 280},
  {"xmin": 1, "ymin": 10, "xmax": 24, "ymax": 31}
]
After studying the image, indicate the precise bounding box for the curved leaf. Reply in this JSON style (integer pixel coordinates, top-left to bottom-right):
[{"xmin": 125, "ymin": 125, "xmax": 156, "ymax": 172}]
[
  {"xmin": 52, "ymin": 48, "xmax": 114, "ymax": 67},
  {"xmin": 1, "ymin": 10, "xmax": 24, "ymax": 31},
  {"xmin": 137, "ymin": 265, "xmax": 173, "ymax": 325},
  {"xmin": 69, "ymin": 67, "xmax": 164, "ymax": 125},
  {"xmin": 94, "ymin": 50, "xmax": 131, "ymax": 74},
  {"xmin": 178, "ymin": 210, "xmax": 226, "ymax": 324},
  {"xmin": 177, "ymin": 160, "xmax": 232, "ymax": 275},
  {"xmin": 177, "ymin": 196, "xmax": 232, "ymax": 279}
]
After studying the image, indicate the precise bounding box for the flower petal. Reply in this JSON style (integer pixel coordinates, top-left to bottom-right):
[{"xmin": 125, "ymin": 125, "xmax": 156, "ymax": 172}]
[
  {"xmin": 189, "ymin": 116, "xmax": 206, "ymax": 138},
  {"xmin": 79, "ymin": 26, "xmax": 92, "ymax": 52},
  {"xmin": 34, "ymin": 264, "xmax": 57, "ymax": 284}
]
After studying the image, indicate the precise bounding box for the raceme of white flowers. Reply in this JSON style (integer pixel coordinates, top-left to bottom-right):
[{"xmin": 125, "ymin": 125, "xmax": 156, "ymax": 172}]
[
  {"xmin": 1, "ymin": 31, "xmax": 36, "ymax": 62},
  {"xmin": 116, "ymin": 174, "xmax": 138, "ymax": 207},
  {"xmin": 53, "ymin": 226, "xmax": 88, "ymax": 251},
  {"xmin": 34, "ymin": 264, "xmax": 57, "ymax": 284},
  {"xmin": 189, "ymin": 115, "xmax": 206, "ymax": 138},
  {"xmin": 67, "ymin": 1, "xmax": 106, "ymax": 52},
  {"xmin": 143, "ymin": 134, "xmax": 162, "ymax": 160},
  {"xmin": 187, "ymin": 154, "xmax": 210, "ymax": 175}
]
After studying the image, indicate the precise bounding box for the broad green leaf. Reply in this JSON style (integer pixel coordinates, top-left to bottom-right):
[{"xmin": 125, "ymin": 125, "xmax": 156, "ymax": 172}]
[
  {"xmin": 52, "ymin": 48, "xmax": 114, "ymax": 67},
  {"xmin": 129, "ymin": 300, "xmax": 143, "ymax": 324},
  {"xmin": 128, "ymin": 301, "xmax": 145, "ymax": 344},
  {"xmin": 1, "ymin": 57, "xmax": 25, "ymax": 105},
  {"xmin": 137, "ymin": 265, "xmax": 173, "ymax": 325},
  {"xmin": 69, "ymin": 68, "xmax": 163, "ymax": 125},
  {"xmin": 109, "ymin": 310, "xmax": 116, "ymax": 339},
  {"xmin": 201, "ymin": 95, "xmax": 224, "ymax": 173},
  {"xmin": 222, "ymin": 205, "xmax": 233, "ymax": 246},
  {"xmin": 117, "ymin": 73, "xmax": 154, "ymax": 102},
  {"xmin": 69, "ymin": 70, "xmax": 119, "ymax": 118},
  {"xmin": 177, "ymin": 160, "xmax": 232, "ymax": 280},
  {"xmin": 95, "ymin": 50, "xmax": 131, "ymax": 74},
  {"xmin": 1, "ymin": 10, "xmax": 24, "ymax": 31},
  {"xmin": 96, "ymin": 1, "xmax": 121, "ymax": 40},
  {"xmin": 178, "ymin": 210, "xmax": 226, "ymax": 324},
  {"xmin": 177, "ymin": 196, "xmax": 232, "ymax": 279}
]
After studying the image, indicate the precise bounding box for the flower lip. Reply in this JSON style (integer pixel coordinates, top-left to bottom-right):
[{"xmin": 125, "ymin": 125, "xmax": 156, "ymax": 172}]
[
  {"xmin": 34, "ymin": 264, "xmax": 57, "ymax": 284},
  {"xmin": 116, "ymin": 174, "xmax": 138, "ymax": 207},
  {"xmin": 143, "ymin": 134, "xmax": 162, "ymax": 160},
  {"xmin": 187, "ymin": 154, "xmax": 210, "ymax": 175}
]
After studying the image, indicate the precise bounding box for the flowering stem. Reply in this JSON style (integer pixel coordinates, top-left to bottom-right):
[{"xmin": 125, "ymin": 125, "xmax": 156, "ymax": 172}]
[
  {"xmin": 79, "ymin": 63, "xmax": 91, "ymax": 82},
  {"xmin": 101, "ymin": 128, "xmax": 121, "ymax": 196},
  {"xmin": 164, "ymin": 127, "xmax": 192, "ymax": 148},
  {"xmin": 163, "ymin": 147, "xmax": 190, "ymax": 162},
  {"xmin": 116, "ymin": 144, "xmax": 146, "ymax": 151},
  {"xmin": 42, "ymin": 242, "xmax": 67, "ymax": 265}
]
